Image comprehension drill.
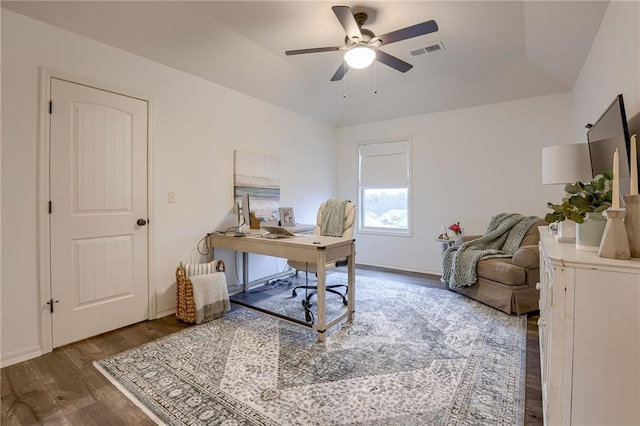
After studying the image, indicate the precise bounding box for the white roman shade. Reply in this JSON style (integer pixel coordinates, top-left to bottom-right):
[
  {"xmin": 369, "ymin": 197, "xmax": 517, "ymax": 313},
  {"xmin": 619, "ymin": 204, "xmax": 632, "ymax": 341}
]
[{"xmin": 359, "ymin": 140, "xmax": 409, "ymax": 187}]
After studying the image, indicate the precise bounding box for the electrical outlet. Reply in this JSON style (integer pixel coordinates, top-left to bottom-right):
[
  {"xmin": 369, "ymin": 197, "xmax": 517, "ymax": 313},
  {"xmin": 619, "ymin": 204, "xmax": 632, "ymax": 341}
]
[{"xmin": 168, "ymin": 191, "xmax": 176, "ymax": 203}]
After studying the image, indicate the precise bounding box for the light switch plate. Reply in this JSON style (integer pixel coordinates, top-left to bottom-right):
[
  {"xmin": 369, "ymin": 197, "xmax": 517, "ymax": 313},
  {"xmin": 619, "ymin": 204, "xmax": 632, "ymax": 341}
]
[{"xmin": 168, "ymin": 191, "xmax": 176, "ymax": 203}]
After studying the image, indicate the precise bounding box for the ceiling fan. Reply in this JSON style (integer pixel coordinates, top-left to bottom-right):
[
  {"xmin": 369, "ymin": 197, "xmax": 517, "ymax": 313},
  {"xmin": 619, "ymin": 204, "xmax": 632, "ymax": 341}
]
[{"xmin": 285, "ymin": 5, "xmax": 439, "ymax": 81}]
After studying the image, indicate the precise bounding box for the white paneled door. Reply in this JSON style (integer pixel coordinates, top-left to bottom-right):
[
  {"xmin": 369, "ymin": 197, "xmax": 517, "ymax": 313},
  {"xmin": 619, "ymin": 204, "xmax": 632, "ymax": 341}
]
[{"xmin": 49, "ymin": 78, "xmax": 149, "ymax": 347}]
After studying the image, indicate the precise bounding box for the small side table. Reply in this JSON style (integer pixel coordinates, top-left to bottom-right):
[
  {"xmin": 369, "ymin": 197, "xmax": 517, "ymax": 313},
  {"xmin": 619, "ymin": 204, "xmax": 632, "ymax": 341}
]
[{"xmin": 435, "ymin": 238, "xmax": 456, "ymax": 254}]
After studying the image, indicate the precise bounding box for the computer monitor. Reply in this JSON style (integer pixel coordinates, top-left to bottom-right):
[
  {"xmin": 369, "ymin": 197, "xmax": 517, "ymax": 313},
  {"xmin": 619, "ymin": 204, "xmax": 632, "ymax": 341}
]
[
  {"xmin": 586, "ymin": 94, "xmax": 633, "ymax": 195},
  {"xmin": 241, "ymin": 193, "xmax": 251, "ymax": 227},
  {"xmin": 235, "ymin": 201, "xmax": 245, "ymax": 236}
]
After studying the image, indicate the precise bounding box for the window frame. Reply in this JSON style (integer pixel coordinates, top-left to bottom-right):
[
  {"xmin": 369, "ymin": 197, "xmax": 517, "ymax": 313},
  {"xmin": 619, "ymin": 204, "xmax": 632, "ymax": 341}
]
[{"xmin": 357, "ymin": 139, "xmax": 413, "ymax": 237}]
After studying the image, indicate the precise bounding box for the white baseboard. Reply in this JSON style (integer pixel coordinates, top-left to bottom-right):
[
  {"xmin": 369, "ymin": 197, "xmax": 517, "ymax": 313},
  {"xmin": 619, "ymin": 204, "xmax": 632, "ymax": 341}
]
[
  {"xmin": 2, "ymin": 309, "xmax": 181, "ymax": 368},
  {"xmin": 155, "ymin": 307, "xmax": 176, "ymax": 319},
  {"xmin": 356, "ymin": 261, "xmax": 442, "ymax": 277},
  {"xmin": 1, "ymin": 345, "xmax": 43, "ymax": 368}
]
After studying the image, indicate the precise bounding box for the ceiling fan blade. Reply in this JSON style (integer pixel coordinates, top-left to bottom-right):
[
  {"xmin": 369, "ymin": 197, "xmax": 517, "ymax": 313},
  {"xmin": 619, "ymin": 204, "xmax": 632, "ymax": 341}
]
[
  {"xmin": 330, "ymin": 63, "xmax": 349, "ymax": 81},
  {"xmin": 378, "ymin": 20, "xmax": 439, "ymax": 45},
  {"xmin": 332, "ymin": 6, "xmax": 362, "ymax": 40},
  {"xmin": 285, "ymin": 46, "xmax": 342, "ymax": 56},
  {"xmin": 376, "ymin": 50, "xmax": 413, "ymax": 73}
]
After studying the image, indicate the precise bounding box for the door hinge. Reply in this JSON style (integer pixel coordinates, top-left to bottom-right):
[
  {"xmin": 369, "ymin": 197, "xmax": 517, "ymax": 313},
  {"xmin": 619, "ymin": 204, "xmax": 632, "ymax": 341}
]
[
  {"xmin": 47, "ymin": 298, "xmax": 59, "ymax": 314},
  {"xmin": 48, "ymin": 201, "xmax": 52, "ymax": 214},
  {"xmin": 49, "ymin": 100, "xmax": 53, "ymax": 114}
]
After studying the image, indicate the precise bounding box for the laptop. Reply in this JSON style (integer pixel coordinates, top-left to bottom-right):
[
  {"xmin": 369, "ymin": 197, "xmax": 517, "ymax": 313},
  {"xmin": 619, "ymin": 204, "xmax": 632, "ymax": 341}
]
[{"xmin": 261, "ymin": 225, "xmax": 296, "ymax": 238}]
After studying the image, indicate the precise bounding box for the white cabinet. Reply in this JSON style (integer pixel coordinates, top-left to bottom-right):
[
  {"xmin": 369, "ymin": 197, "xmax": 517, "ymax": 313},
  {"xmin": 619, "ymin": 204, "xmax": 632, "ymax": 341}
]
[{"xmin": 538, "ymin": 228, "xmax": 640, "ymax": 425}]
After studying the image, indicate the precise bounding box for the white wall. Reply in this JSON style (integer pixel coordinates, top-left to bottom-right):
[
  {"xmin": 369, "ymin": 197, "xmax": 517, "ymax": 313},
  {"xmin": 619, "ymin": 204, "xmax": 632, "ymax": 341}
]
[
  {"xmin": 0, "ymin": 6, "xmax": 3, "ymax": 363},
  {"xmin": 573, "ymin": 1, "xmax": 640, "ymax": 139},
  {"xmin": 0, "ymin": 10, "xmax": 336, "ymax": 365},
  {"xmin": 336, "ymin": 93, "xmax": 573, "ymax": 274}
]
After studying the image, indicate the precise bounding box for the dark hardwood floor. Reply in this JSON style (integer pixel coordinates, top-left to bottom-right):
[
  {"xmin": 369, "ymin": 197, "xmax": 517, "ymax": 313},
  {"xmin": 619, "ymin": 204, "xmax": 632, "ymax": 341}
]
[{"xmin": 1, "ymin": 266, "xmax": 542, "ymax": 425}]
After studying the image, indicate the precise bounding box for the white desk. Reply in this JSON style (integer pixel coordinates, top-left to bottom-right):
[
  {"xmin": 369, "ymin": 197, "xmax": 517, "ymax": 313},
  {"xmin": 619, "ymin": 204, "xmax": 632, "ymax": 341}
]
[
  {"xmin": 233, "ymin": 223, "xmax": 316, "ymax": 289},
  {"xmin": 208, "ymin": 233, "xmax": 355, "ymax": 342}
]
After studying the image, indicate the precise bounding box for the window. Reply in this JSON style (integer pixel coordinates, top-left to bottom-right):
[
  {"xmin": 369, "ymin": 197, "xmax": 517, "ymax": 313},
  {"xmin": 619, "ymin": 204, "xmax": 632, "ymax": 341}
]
[{"xmin": 358, "ymin": 140, "xmax": 411, "ymax": 235}]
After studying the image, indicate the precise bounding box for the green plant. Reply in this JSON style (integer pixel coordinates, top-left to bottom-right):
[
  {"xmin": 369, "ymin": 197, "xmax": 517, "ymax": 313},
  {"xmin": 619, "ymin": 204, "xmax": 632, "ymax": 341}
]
[{"xmin": 545, "ymin": 172, "xmax": 613, "ymax": 224}]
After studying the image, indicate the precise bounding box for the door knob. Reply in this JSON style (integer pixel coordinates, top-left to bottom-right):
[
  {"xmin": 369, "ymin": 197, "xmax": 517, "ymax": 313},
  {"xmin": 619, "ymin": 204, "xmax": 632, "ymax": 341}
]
[{"xmin": 137, "ymin": 218, "xmax": 147, "ymax": 226}]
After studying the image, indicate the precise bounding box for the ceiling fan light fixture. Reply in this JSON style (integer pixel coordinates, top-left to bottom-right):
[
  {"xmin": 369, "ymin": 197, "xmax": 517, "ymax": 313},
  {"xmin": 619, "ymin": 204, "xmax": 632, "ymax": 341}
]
[{"xmin": 344, "ymin": 46, "xmax": 376, "ymax": 69}]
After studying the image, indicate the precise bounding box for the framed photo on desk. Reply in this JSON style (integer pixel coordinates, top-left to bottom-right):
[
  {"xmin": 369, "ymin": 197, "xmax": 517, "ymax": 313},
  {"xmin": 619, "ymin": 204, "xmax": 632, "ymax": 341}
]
[{"xmin": 279, "ymin": 207, "xmax": 295, "ymax": 226}]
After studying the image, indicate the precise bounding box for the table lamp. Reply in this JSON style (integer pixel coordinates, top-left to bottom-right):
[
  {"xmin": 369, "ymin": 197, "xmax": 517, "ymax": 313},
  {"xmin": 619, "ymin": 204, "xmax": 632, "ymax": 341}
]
[{"xmin": 542, "ymin": 143, "xmax": 592, "ymax": 184}]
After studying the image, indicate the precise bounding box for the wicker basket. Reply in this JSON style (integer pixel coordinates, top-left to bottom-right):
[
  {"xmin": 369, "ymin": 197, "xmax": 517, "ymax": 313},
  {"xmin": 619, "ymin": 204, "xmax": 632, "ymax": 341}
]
[{"xmin": 176, "ymin": 259, "xmax": 226, "ymax": 324}]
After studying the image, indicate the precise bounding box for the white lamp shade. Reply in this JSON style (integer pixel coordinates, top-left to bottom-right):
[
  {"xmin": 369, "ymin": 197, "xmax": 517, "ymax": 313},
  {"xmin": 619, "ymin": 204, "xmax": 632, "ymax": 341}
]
[
  {"xmin": 542, "ymin": 143, "xmax": 592, "ymax": 184},
  {"xmin": 344, "ymin": 46, "xmax": 376, "ymax": 69}
]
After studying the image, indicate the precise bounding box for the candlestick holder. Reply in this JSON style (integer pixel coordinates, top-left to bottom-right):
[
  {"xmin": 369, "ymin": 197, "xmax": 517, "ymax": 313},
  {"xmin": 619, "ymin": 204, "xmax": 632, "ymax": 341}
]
[
  {"xmin": 598, "ymin": 209, "xmax": 631, "ymax": 260},
  {"xmin": 623, "ymin": 194, "xmax": 640, "ymax": 258}
]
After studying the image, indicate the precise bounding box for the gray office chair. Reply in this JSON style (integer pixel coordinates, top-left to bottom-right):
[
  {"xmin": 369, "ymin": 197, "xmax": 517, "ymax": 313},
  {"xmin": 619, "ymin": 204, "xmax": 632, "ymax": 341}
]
[{"xmin": 289, "ymin": 200, "xmax": 356, "ymax": 322}]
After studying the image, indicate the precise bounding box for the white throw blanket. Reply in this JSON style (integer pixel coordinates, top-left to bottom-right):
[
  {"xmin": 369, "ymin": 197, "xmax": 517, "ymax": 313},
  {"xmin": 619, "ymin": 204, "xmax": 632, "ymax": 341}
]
[{"xmin": 189, "ymin": 273, "xmax": 230, "ymax": 324}]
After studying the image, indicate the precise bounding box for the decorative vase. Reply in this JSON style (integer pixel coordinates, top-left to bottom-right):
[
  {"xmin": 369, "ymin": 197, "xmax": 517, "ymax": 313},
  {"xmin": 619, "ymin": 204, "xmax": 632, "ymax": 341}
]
[
  {"xmin": 576, "ymin": 212, "xmax": 607, "ymax": 252},
  {"xmin": 598, "ymin": 209, "xmax": 631, "ymax": 259},
  {"xmin": 623, "ymin": 194, "xmax": 640, "ymax": 258},
  {"xmin": 447, "ymin": 231, "xmax": 462, "ymax": 239},
  {"xmin": 556, "ymin": 219, "xmax": 576, "ymax": 242}
]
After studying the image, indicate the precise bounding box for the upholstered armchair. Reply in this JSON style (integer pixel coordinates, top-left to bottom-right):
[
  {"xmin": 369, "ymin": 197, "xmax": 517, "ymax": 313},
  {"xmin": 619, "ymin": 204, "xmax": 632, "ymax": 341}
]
[{"xmin": 448, "ymin": 218, "xmax": 546, "ymax": 315}]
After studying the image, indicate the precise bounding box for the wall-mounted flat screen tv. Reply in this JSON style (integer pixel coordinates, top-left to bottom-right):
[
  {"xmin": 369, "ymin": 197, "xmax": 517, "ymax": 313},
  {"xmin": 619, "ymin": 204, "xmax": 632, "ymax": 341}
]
[{"xmin": 586, "ymin": 94, "xmax": 633, "ymax": 195}]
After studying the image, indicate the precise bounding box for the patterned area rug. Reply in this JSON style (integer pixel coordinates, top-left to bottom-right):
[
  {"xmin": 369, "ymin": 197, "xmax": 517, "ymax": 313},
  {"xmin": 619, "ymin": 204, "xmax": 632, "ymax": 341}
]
[{"xmin": 95, "ymin": 273, "xmax": 526, "ymax": 425}]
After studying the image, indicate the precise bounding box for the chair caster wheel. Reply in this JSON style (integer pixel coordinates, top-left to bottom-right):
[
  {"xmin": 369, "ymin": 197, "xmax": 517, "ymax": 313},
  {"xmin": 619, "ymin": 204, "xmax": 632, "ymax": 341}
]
[{"xmin": 302, "ymin": 300, "xmax": 314, "ymax": 323}]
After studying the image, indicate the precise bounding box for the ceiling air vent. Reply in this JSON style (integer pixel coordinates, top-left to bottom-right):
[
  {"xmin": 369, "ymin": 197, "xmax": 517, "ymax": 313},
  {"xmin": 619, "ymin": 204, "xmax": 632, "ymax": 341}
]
[{"xmin": 410, "ymin": 42, "xmax": 445, "ymax": 56}]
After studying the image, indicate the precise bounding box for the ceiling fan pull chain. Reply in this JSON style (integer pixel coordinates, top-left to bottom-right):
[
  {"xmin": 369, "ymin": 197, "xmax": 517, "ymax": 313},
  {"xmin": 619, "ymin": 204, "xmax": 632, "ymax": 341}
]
[
  {"xmin": 374, "ymin": 61, "xmax": 378, "ymax": 95},
  {"xmin": 342, "ymin": 63, "xmax": 347, "ymax": 98}
]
